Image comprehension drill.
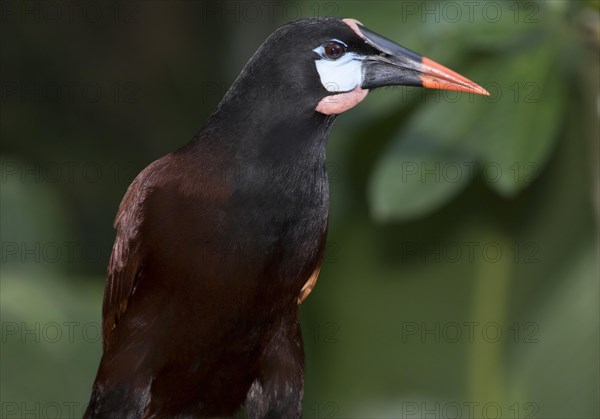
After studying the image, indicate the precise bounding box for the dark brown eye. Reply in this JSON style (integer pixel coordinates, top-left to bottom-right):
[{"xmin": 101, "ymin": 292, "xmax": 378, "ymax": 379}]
[{"xmin": 324, "ymin": 41, "xmax": 346, "ymax": 59}]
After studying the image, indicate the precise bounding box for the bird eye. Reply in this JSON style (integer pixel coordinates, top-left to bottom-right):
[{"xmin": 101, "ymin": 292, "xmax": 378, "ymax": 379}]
[{"xmin": 323, "ymin": 41, "xmax": 346, "ymax": 59}]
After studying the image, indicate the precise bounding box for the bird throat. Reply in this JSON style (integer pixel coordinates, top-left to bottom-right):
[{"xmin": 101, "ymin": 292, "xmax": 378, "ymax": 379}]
[{"xmin": 315, "ymin": 86, "xmax": 369, "ymax": 115}]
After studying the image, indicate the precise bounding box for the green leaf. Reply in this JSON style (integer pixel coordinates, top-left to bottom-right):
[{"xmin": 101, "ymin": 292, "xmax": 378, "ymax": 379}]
[
  {"xmin": 467, "ymin": 40, "xmax": 567, "ymax": 196},
  {"xmin": 367, "ymin": 76, "xmax": 489, "ymax": 222},
  {"xmin": 368, "ymin": 30, "xmax": 567, "ymax": 221},
  {"xmin": 368, "ymin": 133, "xmax": 475, "ymax": 222}
]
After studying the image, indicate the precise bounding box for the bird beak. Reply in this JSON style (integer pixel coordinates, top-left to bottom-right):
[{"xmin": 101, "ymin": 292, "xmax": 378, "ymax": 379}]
[{"xmin": 358, "ymin": 24, "xmax": 489, "ymax": 96}]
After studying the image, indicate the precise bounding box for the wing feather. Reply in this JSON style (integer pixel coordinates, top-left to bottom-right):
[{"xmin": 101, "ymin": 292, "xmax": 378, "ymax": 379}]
[{"xmin": 101, "ymin": 159, "xmax": 166, "ymax": 350}]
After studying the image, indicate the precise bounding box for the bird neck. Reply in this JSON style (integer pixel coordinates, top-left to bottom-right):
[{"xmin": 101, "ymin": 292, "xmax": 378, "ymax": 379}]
[{"xmin": 198, "ymin": 84, "xmax": 336, "ymax": 167}]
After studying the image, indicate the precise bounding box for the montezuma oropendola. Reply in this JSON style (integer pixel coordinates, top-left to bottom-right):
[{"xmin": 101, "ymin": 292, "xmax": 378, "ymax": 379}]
[{"xmin": 85, "ymin": 17, "xmax": 488, "ymax": 419}]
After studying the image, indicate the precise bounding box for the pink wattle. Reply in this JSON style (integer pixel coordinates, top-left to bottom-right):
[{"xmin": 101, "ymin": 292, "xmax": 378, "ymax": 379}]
[{"xmin": 315, "ymin": 86, "xmax": 369, "ymax": 115}]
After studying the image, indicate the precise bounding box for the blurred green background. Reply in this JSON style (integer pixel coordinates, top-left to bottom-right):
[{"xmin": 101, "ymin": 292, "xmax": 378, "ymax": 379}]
[{"xmin": 1, "ymin": 1, "xmax": 599, "ymax": 418}]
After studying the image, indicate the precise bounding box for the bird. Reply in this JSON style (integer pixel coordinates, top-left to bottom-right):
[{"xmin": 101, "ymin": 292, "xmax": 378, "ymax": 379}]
[{"xmin": 84, "ymin": 17, "xmax": 488, "ymax": 419}]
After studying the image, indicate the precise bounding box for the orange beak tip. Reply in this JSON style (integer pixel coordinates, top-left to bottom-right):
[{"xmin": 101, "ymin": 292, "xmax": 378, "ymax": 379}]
[
  {"xmin": 420, "ymin": 75, "xmax": 490, "ymax": 97},
  {"xmin": 420, "ymin": 57, "xmax": 489, "ymax": 97}
]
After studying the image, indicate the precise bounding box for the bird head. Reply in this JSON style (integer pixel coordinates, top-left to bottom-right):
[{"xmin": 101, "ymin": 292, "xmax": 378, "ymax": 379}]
[{"xmin": 231, "ymin": 17, "xmax": 489, "ymax": 117}]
